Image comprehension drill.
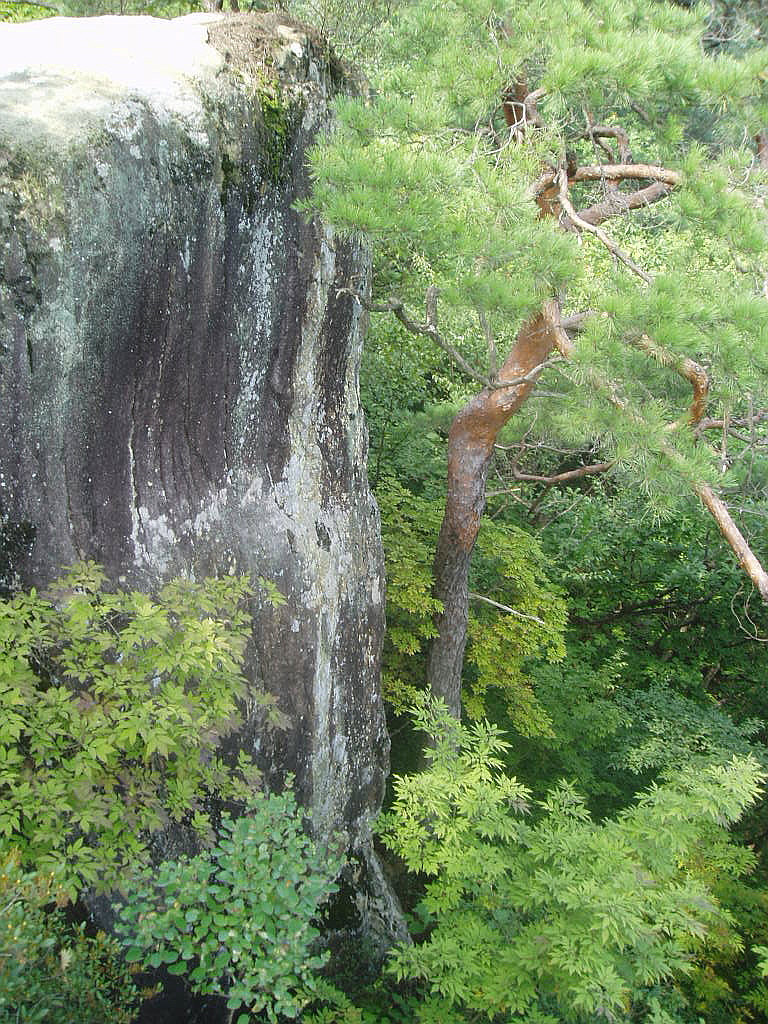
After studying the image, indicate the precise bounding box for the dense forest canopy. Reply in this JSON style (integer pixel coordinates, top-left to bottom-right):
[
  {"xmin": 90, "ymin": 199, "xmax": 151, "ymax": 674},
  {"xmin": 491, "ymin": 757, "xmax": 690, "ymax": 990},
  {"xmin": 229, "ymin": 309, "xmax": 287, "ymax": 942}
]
[
  {"xmin": 302, "ymin": 0, "xmax": 768, "ymax": 715},
  {"xmin": 4, "ymin": 0, "xmax": 768, "ymax": 1022},
  {"xmin": 305, "ymin": 0, "xmax": 768, "ymax": 1018}
]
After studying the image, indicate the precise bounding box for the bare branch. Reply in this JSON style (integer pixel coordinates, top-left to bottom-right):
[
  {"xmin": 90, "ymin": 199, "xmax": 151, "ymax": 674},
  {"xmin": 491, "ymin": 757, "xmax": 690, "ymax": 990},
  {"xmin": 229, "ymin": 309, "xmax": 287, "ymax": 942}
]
[
  {"xmin": 542, "ymin": 332, "xmax": 760, "ymax": 592},
  {"xmin": 579, "ymin": 124, "xmax": 632, "ymax": 162},
  {"xmin": 509, "ymin": 461, "xmax": 614, "ymax": 485},
  {"xmin": 494, "ymin": 354, "xmax": 564, "ymax": 389},
  {"xmin": 494, "ymin": 440, "xmax": 594, "ymax": 456},
  {"xmin": 530, "ymin": 162, "xmax": 681, "ymax": 198},
  {"xmin": 388, "ymin": 299, "xmax": 492, "ymax": 385},
  {"xmin": 561, "ymin": 316, "xmax": 711, "ymax": 432},
  {"xmin": 589, "ymin": 339, "xmax": 765, "ymax": 602},
  {"xmin": 720, "ymin": 409, "xmax": 730, "ymax": 474},
  {"xmin": 578, "ymin": 181, "xmax": 675, "ymax": 227},
  {"xmin": 468, "ymin": 591, "xmax": 545, "ymax": 625},
  {"xmin": 425, "ymin": 284, "xmax": 439, "ymax": 330},
  {"xmin": 344, "ymin": 288, "xmax": 566, "ymax": 392},
  {"xmin": 340, "ymin": 288, "xmax": 493, "ymax": 387},
  {"xmin": 695, "ymin": 410, "xmax": 768, "ymax": 433},
  {"xmin": 560, "ymin": 311, "xmax": 595, "ymax": 333},
  {"xmin": 556, "ymin": 170, "xmax": 654, "ymax": 284},
  {"xmin": 502, "ymin": 80, "xmax": 546, "ymax": 137},
  {"xmin": 696, "ymin": 483, "xmax": 768, "ymax": 601},
  {"xmin": 581, "ymin": 365, "xmax": 768, "ymax": 601},
  {"xmin": 583, "ymin": 116, "xmax": 617, "ymax": 162},
  {"xmin": 572, "ymin": 164, "xmax": 682, "ymax": 187},
  {"xmin": 570, "ymin": 592, "xmax": 709, "ymax": 628},
  {"xmin": 528, "ymin": 168, "xmax": 559, "ymax": 197}
]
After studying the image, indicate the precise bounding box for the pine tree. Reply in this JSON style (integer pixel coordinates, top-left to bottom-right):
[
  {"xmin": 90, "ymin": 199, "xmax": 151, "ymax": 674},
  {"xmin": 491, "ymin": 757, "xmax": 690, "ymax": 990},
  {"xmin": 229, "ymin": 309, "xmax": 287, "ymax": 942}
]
[{"xmin": 304, "ymin": 0, "xmax": 768, "ymax": 716}]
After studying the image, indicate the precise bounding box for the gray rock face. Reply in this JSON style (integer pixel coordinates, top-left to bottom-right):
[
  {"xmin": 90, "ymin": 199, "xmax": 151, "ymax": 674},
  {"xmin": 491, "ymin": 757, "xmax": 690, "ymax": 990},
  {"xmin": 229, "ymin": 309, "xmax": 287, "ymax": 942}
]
[{"xmin": 0, "ymin": 13, "xmax": 400, "ymax": 945}]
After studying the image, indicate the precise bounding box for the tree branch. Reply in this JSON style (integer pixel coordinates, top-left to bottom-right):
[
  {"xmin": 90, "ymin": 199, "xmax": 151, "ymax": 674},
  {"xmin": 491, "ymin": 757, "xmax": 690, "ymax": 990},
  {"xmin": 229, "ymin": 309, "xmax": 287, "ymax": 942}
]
[
  {"xmin": 478, "ymin": 309, "xmax": 498, "ymax": 380},
  {"xmin": 556, "ymin": 314, "xmax": 711, "ymax": 428},
  {"xmin": 501, "ymin": 80, "xmax": 545, "ymax": 137},
  {"xmin": 570, "ymin": 593, "xmax": 709, "ymax": 628},
  {"xmin": 636, "ymin": 336, "xmax": 768, "ymax": 599},
  {"xmin": 696, "ymin": 483, "xmax": 768, "ymax": 601},
  {"xmin": 631, "ymin": 334, "xmax": 709, "ymax": 424},
  {"xmin": 342, "ymin": 289, "xmax": 493, "ymax": 387},
  {"xmin": 508, "ymin": 461, "xmax": 614, "ymax": 485},
  {"xmin": 577, "ymin": 181, "xmax": 675, "ymax": 227},
  {"xmin": 572, "ymin": 163, "xmax": 682, "ymax": 186},
  {"xmin": 388, "ymin": 299, "xmax": 492, "ymax": 385},
  {"xmin": 606, "ymin": 339, "xmax": 768, "ymax": 601},
  {"xmin": 468, "ymin": 591, "xmax": 546, "ymax": 624},
  {"xmin": 494, "ymin": 354, "xmax": 564, "ymax": 389},
  {"xmin": 550, "ymin": 334, "xmax": 768, "ymax": 602},
  {"xmin": 696, "ymin": 410, "xmax": 768, "ymax": 433},
  {"xmin": 530, "ymin": 163, "xmax": 682, "ymax": 198},
  {"xmin": 560, "ymin": 311, "xmax": 595, "ymax": 333},
  {"xmin": 343, "ymin": 288, "xmax": 566, "ymax": 392},
  {"xmin": 556, "ymin": 170, "xmax": 654, "ymax": 284},
  {"xmin": 578, "ymin": 124, "xmax": 632, "ymax": 162},
  {"xmin": 756, "ymin": 130, "xmax": 768, "ymax": 171}
]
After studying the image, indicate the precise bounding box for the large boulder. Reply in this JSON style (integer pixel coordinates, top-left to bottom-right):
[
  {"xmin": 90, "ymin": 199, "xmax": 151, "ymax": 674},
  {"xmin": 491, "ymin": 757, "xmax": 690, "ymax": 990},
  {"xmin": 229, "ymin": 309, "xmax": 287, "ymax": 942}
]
[{"xmin": 0, "ymin": 12, "xmax": 400, "ymax": 949}]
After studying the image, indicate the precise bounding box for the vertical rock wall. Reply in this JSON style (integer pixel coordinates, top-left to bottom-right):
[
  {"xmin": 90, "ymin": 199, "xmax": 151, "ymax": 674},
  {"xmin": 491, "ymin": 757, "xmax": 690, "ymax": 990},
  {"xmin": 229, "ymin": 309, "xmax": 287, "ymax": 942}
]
[{"xmin": 0, "ymin": 13, "xmax": 399, "ymax": 945}]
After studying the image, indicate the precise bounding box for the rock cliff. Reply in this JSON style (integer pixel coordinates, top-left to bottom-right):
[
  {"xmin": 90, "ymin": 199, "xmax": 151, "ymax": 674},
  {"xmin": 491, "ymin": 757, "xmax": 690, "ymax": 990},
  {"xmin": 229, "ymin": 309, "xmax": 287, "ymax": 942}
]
[{"xmin": 0, "ymin": 12, "xmax": 400, "ymax": 949}]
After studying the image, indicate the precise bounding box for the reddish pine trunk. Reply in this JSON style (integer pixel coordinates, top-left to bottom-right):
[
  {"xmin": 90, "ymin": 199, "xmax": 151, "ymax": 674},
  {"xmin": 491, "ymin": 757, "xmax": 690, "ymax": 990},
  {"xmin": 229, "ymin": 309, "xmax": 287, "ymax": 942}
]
[{"xmin": 426, "ymin": 303, "xmax": 565, "ymax": 717}]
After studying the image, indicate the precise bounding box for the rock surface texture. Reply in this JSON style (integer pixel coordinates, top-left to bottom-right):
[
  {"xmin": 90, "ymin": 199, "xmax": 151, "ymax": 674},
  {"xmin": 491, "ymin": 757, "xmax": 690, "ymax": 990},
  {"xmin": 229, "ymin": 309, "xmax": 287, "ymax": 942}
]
[{"xmin": 0, "ymin": 13, "xmax": 400, "ymax": 949}]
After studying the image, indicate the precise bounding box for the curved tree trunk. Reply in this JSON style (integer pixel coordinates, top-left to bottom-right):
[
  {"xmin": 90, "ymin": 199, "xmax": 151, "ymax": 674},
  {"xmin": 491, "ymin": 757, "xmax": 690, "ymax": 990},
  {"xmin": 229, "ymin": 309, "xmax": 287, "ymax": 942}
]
[{"xmin": 426, "ymin": 301, "xmax": 566, "ymax": 717}]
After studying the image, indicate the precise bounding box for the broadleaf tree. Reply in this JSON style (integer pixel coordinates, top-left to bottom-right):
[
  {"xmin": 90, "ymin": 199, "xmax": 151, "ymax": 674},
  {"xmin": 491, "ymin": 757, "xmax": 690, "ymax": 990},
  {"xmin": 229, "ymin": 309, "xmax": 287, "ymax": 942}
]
[
  {"xmin": 303, "ymin": 0, "xmax": 768, "ymax": 717},
  {"xmin": 379, "ymin": 697, "xmax": 765, "ymax": 1023}
]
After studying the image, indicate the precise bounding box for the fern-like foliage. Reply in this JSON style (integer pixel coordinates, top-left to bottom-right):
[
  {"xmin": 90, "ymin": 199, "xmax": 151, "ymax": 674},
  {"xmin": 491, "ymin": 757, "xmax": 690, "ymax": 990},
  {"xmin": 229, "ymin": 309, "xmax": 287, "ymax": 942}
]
[{"xmin": 380, "ymin": 698, "xmax": 765, "ymax": 1023}]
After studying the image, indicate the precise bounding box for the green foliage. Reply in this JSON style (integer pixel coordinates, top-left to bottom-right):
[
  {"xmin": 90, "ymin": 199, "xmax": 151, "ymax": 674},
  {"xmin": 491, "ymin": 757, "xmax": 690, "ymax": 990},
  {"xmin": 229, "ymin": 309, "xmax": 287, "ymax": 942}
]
[
  {"xmin": 115, "ymin": 788, "xmax": 342, "ymax": 1023},
  {"xmin": 677, "ymin": 871, "xmax": 768, "ymax": 1024},
  {"xmin": 0, "ymin": 847, "xmax": 141, "ymax": 1024},
  {"xmin": 303, "ymin": 982, "xmax": 424, "ymax": 1024},
  {"xmin": 0, "ymin": 0, "xmax": 201, "ymax": 20},
  {"xmin": 360, "ymin": 316, "xmax": 459, "ymax": 495},
  {"xmin": 327, "ymin": 2, "xmax": 768, "ymax": 1011},
  {"xmin": 463, "ymin": 520, "xmax": 566, "ymax": 731},
  {"xmin": 306, "ymin": 0, "xmax": 768, "ymax": 519},
  {"xmin": 0, "ymin": 562, "xmax": 270, "ymax": 894},
  {"xmin": 486, "ymin": 486, "xmax": 768, "ymax": 809},
  {"xmin": 379, "ymin": 698, "xmax": 765, "ymax": 1023},
  {"xmin": 609, "ymin": 685, "xmax": 766, "ymax": 776},
  {"xmin": 284, "ymin": 0, "xmax": 399, "ymax": 60},
  {"xmin": 376, "ymin": 476, "xmax": 566, "ymax": 727},
  {"xmin": 0, "ymin": 1, "xmax": 55, "ymax": 22},
  {"xmin": 375, "ymin": 477, "xmax": 443, "ymax": 712}
]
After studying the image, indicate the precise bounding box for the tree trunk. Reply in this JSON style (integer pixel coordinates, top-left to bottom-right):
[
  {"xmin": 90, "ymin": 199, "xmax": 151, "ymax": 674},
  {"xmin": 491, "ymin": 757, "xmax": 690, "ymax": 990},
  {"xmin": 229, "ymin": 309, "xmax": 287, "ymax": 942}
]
[{"xmin": 426, "ymin": 302, "xmax": 565, "ymax": 716}]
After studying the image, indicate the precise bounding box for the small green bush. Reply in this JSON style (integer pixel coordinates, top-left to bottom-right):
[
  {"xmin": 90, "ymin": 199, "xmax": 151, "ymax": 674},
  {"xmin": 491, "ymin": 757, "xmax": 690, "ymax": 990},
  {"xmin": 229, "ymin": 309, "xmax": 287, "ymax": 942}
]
[
  {"xmin": 0, "ymin": 847, "xmax": 141, "ymax": 1024},
  {"xmin": 0, "ymin": 562, "xmax": 272, "ymax": 894},
  {"xmin": 115, "ymin": 788, "xmax": 343, "ymax": 1024}
]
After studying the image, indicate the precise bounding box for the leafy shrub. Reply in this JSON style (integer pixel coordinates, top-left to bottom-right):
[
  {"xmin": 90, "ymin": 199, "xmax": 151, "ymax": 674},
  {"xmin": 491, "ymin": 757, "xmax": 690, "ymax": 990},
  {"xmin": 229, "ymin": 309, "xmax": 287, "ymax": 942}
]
[
  {"xmin": 0, "ymin": 846, "xmax": 141, "ymax": 1024},
  {"xmin": 379, "ymin": 698, "xmax": 765, "ymax": 1023},
  {"xmin": 115, "ymin": 788, "xmax": 343, "ymax": 1024},
  {"xmin": 0, "ymin": 561, "xmax": 274, "ymax": 894}
]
